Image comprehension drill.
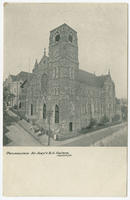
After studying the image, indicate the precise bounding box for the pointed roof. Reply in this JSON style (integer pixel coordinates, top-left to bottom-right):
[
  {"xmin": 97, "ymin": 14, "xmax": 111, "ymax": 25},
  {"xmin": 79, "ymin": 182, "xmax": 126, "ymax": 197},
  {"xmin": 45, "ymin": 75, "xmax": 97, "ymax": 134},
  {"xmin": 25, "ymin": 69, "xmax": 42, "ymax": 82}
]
[
  {"xmin": 78, "ymin": 70, "xmax": 97, "ymax": 87},
  {"xmin": 50, "ymin": 23, "xmax": 77, "ymax": 33},
  {"xmin": 44, "ymin": 48, "xmax": 46, "ymax": 56},
  {"xmin": 34, "ymin": 59, "xmax": 38, "ymax": 67},
  {"xmin": 39, "ymin": 49, "xmax": 49, "ymax": 65}
]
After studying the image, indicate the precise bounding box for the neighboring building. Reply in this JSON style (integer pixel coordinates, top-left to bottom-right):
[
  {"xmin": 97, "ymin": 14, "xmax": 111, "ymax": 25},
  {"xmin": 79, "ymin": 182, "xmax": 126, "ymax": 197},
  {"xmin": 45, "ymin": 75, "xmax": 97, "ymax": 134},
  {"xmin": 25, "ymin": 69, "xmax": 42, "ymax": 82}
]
[
  {"xmin": 4, "ymin": 71, "xmax": 32, "ymax": 107},
  {"xmin": 115, "ymin": 98, "xmax": 122, "ymax": 121},
  {"xmin": 119, "ymin": 98, "xmax": 128, "ymax": 121},
  {"xmin": 7, "ymin": 23, "xmax": 117, "ymax": 135}
]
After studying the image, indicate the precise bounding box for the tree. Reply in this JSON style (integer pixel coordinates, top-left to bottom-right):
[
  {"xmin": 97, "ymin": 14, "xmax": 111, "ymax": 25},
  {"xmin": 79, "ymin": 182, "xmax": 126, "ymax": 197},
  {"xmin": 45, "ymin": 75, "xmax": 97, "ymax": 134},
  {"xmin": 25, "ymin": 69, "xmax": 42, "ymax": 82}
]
[
  {"xmin": 88, "ymin": 118, "xmax": 97, "ymax": 128},
  {"xmin": 3, "ymin": 86, "xmax": 15, "ymax": 109},
  {"xmin": 121, "ymin": 105, "xmax": 127, "ymax": 121},
  {"xmin": 100, "ymin": 115, "xmax": 109, "ymax": 125},
  {"xmin": 112, "ymin": 114, "xmax": 120, "ymax": 122}
]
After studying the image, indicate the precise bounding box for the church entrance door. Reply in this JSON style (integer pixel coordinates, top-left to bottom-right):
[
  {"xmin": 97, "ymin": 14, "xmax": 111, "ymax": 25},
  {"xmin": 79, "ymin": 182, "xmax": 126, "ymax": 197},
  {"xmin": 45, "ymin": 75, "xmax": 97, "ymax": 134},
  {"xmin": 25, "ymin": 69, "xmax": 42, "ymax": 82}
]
[{"xmin": 69, "ymin": 122, "xmax": 73, "ymax": 132}]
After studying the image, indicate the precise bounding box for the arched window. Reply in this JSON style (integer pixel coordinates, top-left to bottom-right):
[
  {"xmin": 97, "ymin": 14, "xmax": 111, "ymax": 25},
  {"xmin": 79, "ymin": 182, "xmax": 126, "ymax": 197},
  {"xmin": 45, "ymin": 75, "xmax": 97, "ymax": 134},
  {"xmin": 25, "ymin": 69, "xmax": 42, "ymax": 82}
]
[
  {"xmin": 31, "ymin": 104, "xmax": 33, "ymax": 116},
  {"xmin": 55, "ymin": 105, "xmax": 59, "ymax": 123},
  {"xmin": 19, "ymin": 102, "xmax": 22, "ymax": 109},
  {"xmin": 68, "ymin": 35, "xmax": 73, "ymax": 43},
  {"xmin": 43, "ymin": 104, "xmax": 46, "ymax": 119},
  {"xmin": 52, "ymin": 67, "xmax": 59, "ymax": 79},
  {"xmin": 55, "ymin": 34, "xmax": 60, "ymax": 42},
  {"xmin": 41, "ymin": 73, "xmax": 48, "ymax": 93}
]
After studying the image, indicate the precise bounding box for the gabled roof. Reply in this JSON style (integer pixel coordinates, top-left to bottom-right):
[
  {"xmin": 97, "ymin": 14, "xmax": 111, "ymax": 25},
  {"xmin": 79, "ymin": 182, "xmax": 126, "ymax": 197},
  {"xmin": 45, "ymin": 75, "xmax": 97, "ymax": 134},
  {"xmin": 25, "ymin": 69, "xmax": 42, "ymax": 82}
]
[
  {"xmin": 78, "ymin": 70, "xmax": 98, "ymax": 87},
  {"xmin": 78, "ymin": 69, "xmax": 110, "ymax": 88},
  {"xmin": 50, "ymin": 23, "xmax": 77, "ymax": 33},
  {"xmin": 39, "ymin": 55, "xmax": 49, "ymax": 65},
  {"xmin": 16, "ymin": 71, "xmax": 32, "ymax": 81}
]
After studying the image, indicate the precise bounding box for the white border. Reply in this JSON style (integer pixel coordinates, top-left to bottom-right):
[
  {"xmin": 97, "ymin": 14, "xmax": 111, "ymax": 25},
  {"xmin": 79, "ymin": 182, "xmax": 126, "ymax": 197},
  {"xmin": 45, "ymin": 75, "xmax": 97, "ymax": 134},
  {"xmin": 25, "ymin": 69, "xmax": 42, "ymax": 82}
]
[{"xmin": 0, "ymin": 1, "xmax": 129, "ymax": 200}]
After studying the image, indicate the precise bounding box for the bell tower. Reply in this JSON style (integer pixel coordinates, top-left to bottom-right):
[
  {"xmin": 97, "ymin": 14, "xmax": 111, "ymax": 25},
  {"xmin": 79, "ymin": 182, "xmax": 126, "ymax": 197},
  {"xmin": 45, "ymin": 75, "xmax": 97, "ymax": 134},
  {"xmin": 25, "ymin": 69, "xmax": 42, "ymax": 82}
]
[
  {"xmin": 49, "ymin": 23, "xmax": 78, "ymax": 62},
  {"xmin": 48, "ymin": 24, "xmax": 79, "ymax": 133},
  {"xmin": 48, "ymin": 23, "xmax": 79, "ymax": 96}
]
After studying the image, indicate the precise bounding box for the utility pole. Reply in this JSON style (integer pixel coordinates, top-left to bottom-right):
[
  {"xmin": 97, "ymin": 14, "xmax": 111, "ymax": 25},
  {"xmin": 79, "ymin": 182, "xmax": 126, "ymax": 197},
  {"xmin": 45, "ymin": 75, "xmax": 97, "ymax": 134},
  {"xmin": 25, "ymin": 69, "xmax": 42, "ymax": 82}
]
[
  {"xmin": 17, "ymin": 80, "xmax": 19, "ymax": 119},
  {"xmin": 16, "ymin": 66, "xmax": 21, "ymax": 118},
  {"xmin": 47, "ymin": 110, "xmax": 53, "ymax": 146}
]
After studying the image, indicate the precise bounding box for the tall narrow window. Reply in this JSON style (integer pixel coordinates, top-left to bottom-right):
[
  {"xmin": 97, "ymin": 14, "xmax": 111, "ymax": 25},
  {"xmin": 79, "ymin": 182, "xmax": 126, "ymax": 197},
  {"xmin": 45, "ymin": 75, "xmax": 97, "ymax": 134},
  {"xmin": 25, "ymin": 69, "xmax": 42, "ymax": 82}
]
[
  {"xmin": 31, "ymin": 104, "xmax": 33, "ymax": 116},
  {"xmin": 68, "ymin": 35, "xmax": 73, "ymax": 43},
  {"xmin": 69, "ymin": 122, "xmax": 73, "ymax": 131},
  {"xmin": 55, "ymin": 34, "xmax": 60, "ymax": 42},
  {"xmin": 19, "ymin": 102, "xmax": 22, "ymax": 109},
  {"xmin": 55, "ymin": 105, "xmax": 59, "ymax": 123},
  {"xmin": 43, "ymin": 104, "xmax": 46, "ymax": 119},
  {"xmin": 41, "ymin": 73, "xmax": 48, "ymax": 94}
]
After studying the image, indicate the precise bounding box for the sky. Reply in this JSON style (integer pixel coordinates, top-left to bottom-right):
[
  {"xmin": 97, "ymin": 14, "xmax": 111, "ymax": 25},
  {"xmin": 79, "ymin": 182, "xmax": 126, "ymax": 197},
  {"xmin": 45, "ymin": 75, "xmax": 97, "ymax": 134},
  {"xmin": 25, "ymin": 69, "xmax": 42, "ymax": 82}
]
[{"xmin": 4, "ymin": 3, "xmax": 127, "ymax": 98}]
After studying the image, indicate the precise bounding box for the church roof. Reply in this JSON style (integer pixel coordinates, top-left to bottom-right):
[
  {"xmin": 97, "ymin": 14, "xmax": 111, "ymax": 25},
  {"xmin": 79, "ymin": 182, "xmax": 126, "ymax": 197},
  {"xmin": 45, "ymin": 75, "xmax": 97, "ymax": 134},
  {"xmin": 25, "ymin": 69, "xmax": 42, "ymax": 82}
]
[
  {"xmin": 78, "ymin": 69, "xmax": 109, "ymax": 88},
  {"xmin": 20, "ymin": 73, "xmax": 35, "ymax": 88},
  {"xmin": 16, "ymin": 71, "xmax": 33, "ymax": 81},
  {"xmin": 50, "ymin": 23, "xmax": 77, "ymax": 33},
  {"xmin": 39, "ymin": 55, "xmax": 49, "ymax": 65},
  {"xmin": 97, "ymin": 74, "xmax": 110, "ymax": 87}
]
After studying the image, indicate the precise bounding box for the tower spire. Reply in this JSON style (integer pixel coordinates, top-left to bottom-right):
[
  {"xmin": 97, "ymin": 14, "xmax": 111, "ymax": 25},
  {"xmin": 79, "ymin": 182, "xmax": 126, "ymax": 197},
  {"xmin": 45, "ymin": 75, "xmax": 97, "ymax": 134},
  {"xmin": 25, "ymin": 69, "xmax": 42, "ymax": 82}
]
[
  {"xmin": 108, "ymin": 68, "xmax": 110, "ymax": 75},
  {"xmin": 44, "ymin": 48, "xmax": 46, "ymax": 56},
  {"xmin": 35, "ymin": 59, "xmax": 38, "ymax": 67}
]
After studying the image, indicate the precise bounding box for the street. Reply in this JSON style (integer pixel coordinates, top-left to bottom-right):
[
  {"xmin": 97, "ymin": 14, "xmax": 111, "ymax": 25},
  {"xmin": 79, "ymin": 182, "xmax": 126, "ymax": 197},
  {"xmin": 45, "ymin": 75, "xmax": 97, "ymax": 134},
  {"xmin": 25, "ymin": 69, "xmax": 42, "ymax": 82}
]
[{"xmin": 6, "ymin": 123, "xmax": 41, "ymax": 146}]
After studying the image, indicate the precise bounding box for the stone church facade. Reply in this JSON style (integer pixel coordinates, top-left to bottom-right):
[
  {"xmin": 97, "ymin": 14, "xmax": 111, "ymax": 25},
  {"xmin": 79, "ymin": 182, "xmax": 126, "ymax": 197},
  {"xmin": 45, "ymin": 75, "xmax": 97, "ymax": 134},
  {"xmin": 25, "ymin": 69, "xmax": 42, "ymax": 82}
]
[{"xmin": 19, "ymin": 23, "xmax": 116, "ymax": 135}]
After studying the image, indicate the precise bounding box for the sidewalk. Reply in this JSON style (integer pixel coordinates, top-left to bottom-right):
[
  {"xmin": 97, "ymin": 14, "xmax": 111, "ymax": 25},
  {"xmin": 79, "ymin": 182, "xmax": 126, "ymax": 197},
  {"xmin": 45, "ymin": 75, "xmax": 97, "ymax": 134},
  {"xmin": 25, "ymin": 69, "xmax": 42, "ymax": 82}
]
[{"xmin": 50, "ymin": 122, "xmax": 127, "ymax": 146}]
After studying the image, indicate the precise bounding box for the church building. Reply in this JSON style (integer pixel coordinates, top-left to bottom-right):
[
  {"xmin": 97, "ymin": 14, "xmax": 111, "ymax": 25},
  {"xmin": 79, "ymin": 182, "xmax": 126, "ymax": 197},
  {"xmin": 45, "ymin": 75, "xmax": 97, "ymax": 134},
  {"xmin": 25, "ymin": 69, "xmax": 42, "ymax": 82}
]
[{"xmin": 19, "ymin": 23, "xmax": 116, "ymax": 135}]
